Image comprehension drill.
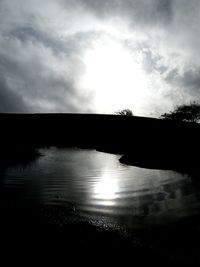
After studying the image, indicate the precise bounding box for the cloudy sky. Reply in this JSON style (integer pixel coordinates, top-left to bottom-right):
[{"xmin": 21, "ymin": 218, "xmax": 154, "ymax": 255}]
[{"xmin": 0, "ymin": 0, "xmax": 200, "ymax": 117}]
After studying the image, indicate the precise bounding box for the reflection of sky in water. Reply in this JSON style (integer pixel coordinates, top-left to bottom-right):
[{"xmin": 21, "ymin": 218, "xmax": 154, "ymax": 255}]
[
  {"xmin": 94, "ymin": 173, "xmax": 118, "ymax": 203},
  {"xmin": 2, "ymin": 147, "xmax": 200, "ymax": 228}
]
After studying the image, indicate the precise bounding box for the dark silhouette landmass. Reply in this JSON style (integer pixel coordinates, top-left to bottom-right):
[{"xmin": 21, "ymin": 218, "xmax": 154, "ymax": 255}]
[
  {"xmin": 0, "ymin": 113, "xmax": 200, "ymax": 264},
  {"xmin": 0, "ymin": 113, "xmax": 199, "ymax": 175}
]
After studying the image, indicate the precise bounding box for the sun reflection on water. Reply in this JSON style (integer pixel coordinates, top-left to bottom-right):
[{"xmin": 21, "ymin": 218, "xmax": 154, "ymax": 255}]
[{"xmin": 94, "ymin": 173, "xmax": 119, "ymax": 202}]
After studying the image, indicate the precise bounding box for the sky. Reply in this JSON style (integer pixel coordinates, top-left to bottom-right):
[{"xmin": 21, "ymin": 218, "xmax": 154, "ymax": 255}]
[{"xmin": 0, "ymin": 0, "xmax": 200, "ymax": 117}]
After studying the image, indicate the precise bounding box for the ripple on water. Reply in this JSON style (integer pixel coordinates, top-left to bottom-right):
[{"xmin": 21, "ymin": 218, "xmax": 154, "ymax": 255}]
[{"xmin": 1, "ymin": 148, "xmax": 200, "ymax": 228}]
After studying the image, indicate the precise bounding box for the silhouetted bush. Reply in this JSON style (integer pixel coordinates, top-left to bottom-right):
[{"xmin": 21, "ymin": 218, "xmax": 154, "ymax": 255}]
[
  {"xmin": 160, "ymin": 102, "xmax": 200, "ymax": 123},
  {"xmin": 115, "ymin": 109, "xmax": 134, "ymax": 116}
]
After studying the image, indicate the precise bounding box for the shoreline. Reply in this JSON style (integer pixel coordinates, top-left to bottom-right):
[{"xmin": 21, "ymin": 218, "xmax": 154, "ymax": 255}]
[{"xmin": 0, "ymin": 113, "xmax": 199, "ymax": 174}]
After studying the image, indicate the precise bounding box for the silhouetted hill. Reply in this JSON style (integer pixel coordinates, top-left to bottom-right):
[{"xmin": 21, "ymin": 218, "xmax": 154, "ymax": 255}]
[{"xmin": 0, "ymin": 113, "xmax": 199, "ymax": 173}]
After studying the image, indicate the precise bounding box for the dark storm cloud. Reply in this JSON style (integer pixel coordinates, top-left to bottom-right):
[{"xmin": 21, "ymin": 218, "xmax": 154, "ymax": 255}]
[
  {"xmin": 9, "ymin": 26, "xmax": 65, "ymax": 54},
  {"xmin": 181, "ymin": 70, "xmax": 200, "ymax": 93},
  {"xmin": 165, "ymin": 68, "xmax": 200, "ymax": 96},
  {"xmin": 0, "ymin": 40, "xmax": 92, "ymax": 113},
  {"xmin": 9, "ymin": 26, "xmax": 98, "ymax": 57},
  {"xmin": 0, "ymin": 20, "xmax": 96, "ymax": 112},
  {"xmin": 0, "ymin": 74, "xmax": 27, "ymax": 113},
  {"xmin": 66, "ymin": 0, "xmax": 173, "ymax": 26},
  {"xmin": 0, "ymin": 0, "xmax": 102, "ymax": 113},
  {"xmin": 0, "ymin": 0, "xmax": 200, "ymax": 115}
]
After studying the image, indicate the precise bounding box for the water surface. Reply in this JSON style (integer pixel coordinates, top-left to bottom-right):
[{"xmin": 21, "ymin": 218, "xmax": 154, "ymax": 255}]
[{"xmin": 1, "ymin": 147, "xmax": 200, "ymax": 230}]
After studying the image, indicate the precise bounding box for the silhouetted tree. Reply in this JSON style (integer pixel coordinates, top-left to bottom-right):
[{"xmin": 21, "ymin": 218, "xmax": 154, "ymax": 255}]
[
  {"xmin": 160, "ymin": 102, "xmax": 200, "ymax": 123},
  {"xmin": 115, "ymin": 109, "xmax": 134, "ymax": 116}
]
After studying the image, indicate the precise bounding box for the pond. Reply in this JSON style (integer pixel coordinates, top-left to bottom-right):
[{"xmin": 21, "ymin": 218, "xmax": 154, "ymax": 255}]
[
  {"xmin": 1, "ymin": 147, "xmax": 200, "ymax": 263},
  {"xmin": 1, "ymin": 147, "xmax": 200, "ymax": 230}
]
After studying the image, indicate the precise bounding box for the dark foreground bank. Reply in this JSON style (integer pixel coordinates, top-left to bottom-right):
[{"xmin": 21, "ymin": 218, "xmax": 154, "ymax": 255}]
[
  {"xmin": 1, "ymin": 200, "xmax": 200, "ymax": 265},
  {"xmin": 1, "ymin": 188, "xmax": 200, "ymax": 266}
]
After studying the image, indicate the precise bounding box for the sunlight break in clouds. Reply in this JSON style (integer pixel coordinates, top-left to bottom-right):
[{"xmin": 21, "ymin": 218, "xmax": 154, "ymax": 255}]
[
  {"xmin": 0, "ymin": 0, "xmax": 200, "ymax": 116},
  {"xmin": 81, "ymin": 37, "xmax": 150, "ymax": 114}
]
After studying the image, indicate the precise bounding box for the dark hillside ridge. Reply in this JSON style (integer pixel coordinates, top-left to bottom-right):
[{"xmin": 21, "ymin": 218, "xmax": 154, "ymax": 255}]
[{"xmin": 0, "ymin": 113, "xmax": 199, "ymax": 172}]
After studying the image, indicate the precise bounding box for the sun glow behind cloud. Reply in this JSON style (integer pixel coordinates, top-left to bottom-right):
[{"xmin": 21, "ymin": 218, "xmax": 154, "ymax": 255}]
[
  {"xmin": 81, "ymin": 38, "xmax": 150, "ymax": 114},
  {"xmin": 1, "ymin": 0, "xmax": 200, "ymax": 115}
]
